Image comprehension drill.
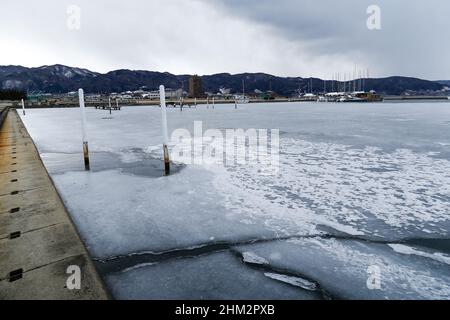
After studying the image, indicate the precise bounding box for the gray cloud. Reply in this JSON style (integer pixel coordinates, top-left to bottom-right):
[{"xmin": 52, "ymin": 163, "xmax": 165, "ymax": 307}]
[
  {"xmin": 209, "ymin": 0, "xmax": 450, "ymax": 79},
  {"xmin": 0, "ymin": 0, "xmax": 448, "ymax": 79}
]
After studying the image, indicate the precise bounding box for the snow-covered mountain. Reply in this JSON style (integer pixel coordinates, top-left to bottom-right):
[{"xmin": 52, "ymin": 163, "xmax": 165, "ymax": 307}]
[
  {"xmin": 0, "ymin": 64, "xmax": 445, "ymax": 95},
  {"xmin": 37, "ymin": 64, "xmax": 99, "ymax": 79}
]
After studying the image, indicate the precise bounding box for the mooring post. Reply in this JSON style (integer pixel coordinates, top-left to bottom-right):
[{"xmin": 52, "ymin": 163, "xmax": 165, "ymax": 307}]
[
  {"xmin": 116, "ymin": 98, "xmax": 119, "ymax": 110},
  {"xmin": 21, "ymin": 99, "xmax": 26, "ymax": 115},
  {"xmin": 78, "ymin": 89, "xmax": 90, "ymax": 171},
  {"xmin": 212, "ymin": 97, "xmax": 215, "ymax": 109},
  {"xmin": 194, "ymin": 97, "xmax": 197, "ymax": 107},
  {"xmin": 159, "ymin": 85, "xmax": 170, "ymax": 175},
  {"xmin": 109, "ymin": 97, "xmax": 112, "ymax": 114},
  {"xmin": 235, "ymin": 100, "xmax": 237, "ymax": 109},
  {"xmin": 207, "ymin": 97, "xmax": 209, "ymax": 109}
]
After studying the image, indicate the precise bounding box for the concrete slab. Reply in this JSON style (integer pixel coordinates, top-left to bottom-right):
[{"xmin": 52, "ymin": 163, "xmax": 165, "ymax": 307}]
[
  {"xmin": 0, "ymin": 174, "xmax": 51, "ymax": 196},
  {"xmin": 0, "ymin": 188, "xmax": 67, "ymax": 239},
  {"xmin": 0, "ymin": 223, "xmax": 85, "ymax": 280},
  {"xmin": 0, "ymin": 152, "xmax": 40, "ymax": 162},
  {"xmin": 0, "ymin": 254, "xmax": 108, "ymax": 300},
  {"xmin": 0, "ymin": 146, "xmax": 36, "ymax": 154},
  {"xmin": 0, "ymin": 161, "xmax": 44, "ymax": 175},
  {"xmin": 0, "ymin": 185, "xmax": 57, "ymax": 212}
]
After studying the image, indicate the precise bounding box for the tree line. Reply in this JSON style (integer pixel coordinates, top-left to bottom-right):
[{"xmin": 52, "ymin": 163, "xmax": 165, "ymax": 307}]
[{"xmin": 0, "ymin": 89, "xmax": 27, "ymax": 100}]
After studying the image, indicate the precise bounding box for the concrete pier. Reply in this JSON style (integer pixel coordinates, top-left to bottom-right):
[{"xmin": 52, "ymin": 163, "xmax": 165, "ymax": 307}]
[{"xmin": 0, "ymin": 109, "xmax": 109, "ymax": 300}]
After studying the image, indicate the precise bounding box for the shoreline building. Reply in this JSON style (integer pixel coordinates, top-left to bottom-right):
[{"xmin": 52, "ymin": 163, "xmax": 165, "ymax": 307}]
[{"xmin": 189, "ymin": 75, "xmax": 204, "ymax": 98}]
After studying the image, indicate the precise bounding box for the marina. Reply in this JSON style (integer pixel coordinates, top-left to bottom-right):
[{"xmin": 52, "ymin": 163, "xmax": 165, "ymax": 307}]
[{"xmin": 1, "ymin": 0, "xmax": 450, "ymax": 307}]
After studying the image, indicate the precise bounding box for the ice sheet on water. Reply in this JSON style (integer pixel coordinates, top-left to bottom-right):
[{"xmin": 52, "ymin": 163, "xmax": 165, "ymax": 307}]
[
  {"xmin": 388, "ymin": 244, "xmax": 450, "ymax": 265},
  {"xmin": 52, "ymin": 166, "xmax": 276, "ymax": 259},
  {"xmin": 242, "ymin": 251, "xmax": 269, "ymax": 265},
  {"xmin": 234, "ymin": 238, "xmax": 450, "ymax": 300},
  {"xmin": 205, "ymin": 138, "xmax": 450, "ymax": 240},
  {"xmin": 264, "ymin": 273, "xmax": 318, "ymax": 291},
  {"xmin": 105, "ymin": 251, "xmax": 321, "ymax": 300},
  {"xmin": 20, "ymin": 107, "xmax": 166, "ymax": 154}
]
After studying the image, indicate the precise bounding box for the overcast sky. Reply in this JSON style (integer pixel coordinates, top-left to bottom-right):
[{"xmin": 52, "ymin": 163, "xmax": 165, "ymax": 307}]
[{"xmin": 0, "ymin": 0, "xmax": 449, "ymax": 79}]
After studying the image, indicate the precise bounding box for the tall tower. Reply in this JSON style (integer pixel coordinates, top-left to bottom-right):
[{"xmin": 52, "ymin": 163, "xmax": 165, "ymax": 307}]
[{"xmin": 189, "ymin": 75, "xmax": 204, "ymax": 98}]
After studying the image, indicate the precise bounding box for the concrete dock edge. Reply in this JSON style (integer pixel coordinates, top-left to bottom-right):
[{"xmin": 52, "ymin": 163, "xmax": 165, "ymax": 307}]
[{"xmin": 0, "ymin": 109, "xmax": 109, "ymax": 300}]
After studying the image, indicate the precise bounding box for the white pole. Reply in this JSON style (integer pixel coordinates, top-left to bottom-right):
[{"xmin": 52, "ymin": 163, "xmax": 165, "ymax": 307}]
[
  {"xmin": 21, "ymin": 99, "xmax": 25, "ymax": 116},
  {"xmin": 159, "ymin": 85, "xmax": 170, "ymax": 175},
  {"xmin": 78, "ymin": 89, "xmax": 90, "ymax": 170}
]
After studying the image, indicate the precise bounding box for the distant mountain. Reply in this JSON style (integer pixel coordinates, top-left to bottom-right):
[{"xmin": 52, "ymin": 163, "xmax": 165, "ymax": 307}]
[
  {"xmin": 201, "ymin": 73, "xmax": 303, "ymax": 96},
  {"xmin": 0, "ymin": 64, "xmax": 99, "ymax": 93},
  {"xmin": 0, "ymin": 65, "xmax": 29, "ymax": 76},
  {"xmin": 363, "ymin": 76, "xmax": 445, "ymax": 95},
  {"xmin": 0, "ymin": 64, "xmax": 445, "ymax": 96},
  {"xmin": 436, "ymin": 80, "xmax": 450, "ymax": 87}
]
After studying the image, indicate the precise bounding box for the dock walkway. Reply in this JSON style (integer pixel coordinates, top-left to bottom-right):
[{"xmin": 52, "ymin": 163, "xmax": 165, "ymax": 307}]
[{"xmin": 0, "ymin": 109, "xmax": 108, "ymax": 299}]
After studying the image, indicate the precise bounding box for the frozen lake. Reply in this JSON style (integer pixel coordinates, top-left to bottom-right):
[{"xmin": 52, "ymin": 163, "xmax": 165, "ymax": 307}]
[{"xmin": 20, "ymin": 101, "xmax": 450, "ymax": 300}]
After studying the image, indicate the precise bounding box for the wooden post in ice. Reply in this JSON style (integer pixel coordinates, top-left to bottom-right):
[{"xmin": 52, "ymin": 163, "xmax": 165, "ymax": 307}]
[
  {"xmin": 78, "ymin": 89, "xmax": 90, "ymax": 171},
  {"xmin": 159, "ymin": 85, "xmax": 170, "ymax": 175},
  {"xmin": 109, "ymin": 97, "xmax": 112, "ymax": 114},
  {"xmin": 194, "ymin": 97, "xmax": 197, "ymax": 107},
  {"xmin": 212, "ymin": 97, "xmax": 215, "ymax": 109},
  {"xmin": 21, "ymin": 99, "xmax": 26, "ymax": 115},
  {"xmin": 116, "ymin": 98, "xmax": 119, "ymax": 110},
  {"xmin": 234, "ymin": 99, "xmax": 237, "ymax": 109}
]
